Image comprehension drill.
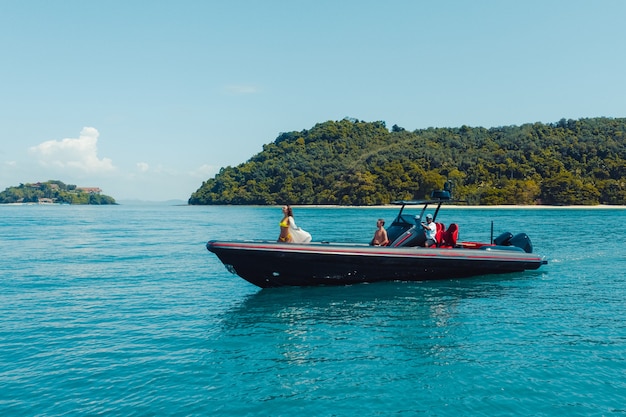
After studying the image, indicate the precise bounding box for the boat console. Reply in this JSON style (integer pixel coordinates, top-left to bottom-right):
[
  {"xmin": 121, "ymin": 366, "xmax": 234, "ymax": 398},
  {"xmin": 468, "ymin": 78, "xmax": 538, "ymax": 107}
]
[{"xmin": 384, "ymin": 187, "xmax": 535, "ymax": 253}]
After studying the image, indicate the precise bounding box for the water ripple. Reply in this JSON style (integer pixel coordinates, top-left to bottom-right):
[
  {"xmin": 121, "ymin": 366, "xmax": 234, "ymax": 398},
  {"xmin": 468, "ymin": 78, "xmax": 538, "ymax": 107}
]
[{"xmin": 1, "ymin": 205, "xmax": 625, "ymax": 415}]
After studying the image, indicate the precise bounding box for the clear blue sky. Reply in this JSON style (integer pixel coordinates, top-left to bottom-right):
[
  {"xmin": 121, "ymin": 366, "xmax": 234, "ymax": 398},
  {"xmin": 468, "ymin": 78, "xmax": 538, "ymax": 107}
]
[{"xmin": 1, "ymin": 0, "xmax": 624, "ymax": 201}]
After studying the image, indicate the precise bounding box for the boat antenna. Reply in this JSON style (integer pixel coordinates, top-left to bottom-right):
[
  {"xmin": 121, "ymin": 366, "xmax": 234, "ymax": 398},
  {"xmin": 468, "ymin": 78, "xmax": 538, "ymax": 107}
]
[{"xmin": 490, "ymin": 221, "xmax": 494, "ymax": 244}]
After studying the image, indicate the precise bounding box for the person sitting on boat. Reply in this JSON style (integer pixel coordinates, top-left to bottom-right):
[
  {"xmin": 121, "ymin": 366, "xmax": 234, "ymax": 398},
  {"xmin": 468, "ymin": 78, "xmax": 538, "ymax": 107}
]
[
  {"xmin": 278, "ymin": 205, "xmax": 312, "ymax": 243},
  {"xmin": 421, "ymin": 213, "xmax": 437, "ymax": 247},
  {"xmin": 278, "ymin": 205, "xmax": 294, "ymax": 242},
  {"xmin": 370, "ymin": 218, "xmax": 389, "ymax": 246}
]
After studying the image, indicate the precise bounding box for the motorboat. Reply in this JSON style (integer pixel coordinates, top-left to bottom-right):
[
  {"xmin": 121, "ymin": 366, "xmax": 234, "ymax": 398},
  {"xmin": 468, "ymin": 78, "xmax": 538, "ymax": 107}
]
[{"xmin": 206, "ymin": 189, "xmax": 547, "ymax": 288}]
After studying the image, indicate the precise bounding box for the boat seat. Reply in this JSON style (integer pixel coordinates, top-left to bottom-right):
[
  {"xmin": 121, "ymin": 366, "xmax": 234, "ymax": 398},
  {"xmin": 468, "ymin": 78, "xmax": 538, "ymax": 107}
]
[
  {"xmin": 460, "ymin": 241, "xmax": 494, "ymax": 249},
  {"xmin": 440, "ymin": 223, "xmax": 458, "ymax": 248},
  {"xmin": 434, "ymin": 222, "xmax": 445, "ymax": 247}
]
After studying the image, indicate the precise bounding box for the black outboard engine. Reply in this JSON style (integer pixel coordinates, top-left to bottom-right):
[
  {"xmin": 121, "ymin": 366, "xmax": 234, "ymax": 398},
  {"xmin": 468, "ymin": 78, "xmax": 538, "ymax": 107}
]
[
  {"xmin": 492, "ymin": 231, "xmax": 533, "ymax": 253},
  {"xmin": 510, "ymin": 233, "xmax": 533, "ymax": 253},
  {"xmin": 493, "ymin": 232, "xmax": 513, "ymax": 246}
]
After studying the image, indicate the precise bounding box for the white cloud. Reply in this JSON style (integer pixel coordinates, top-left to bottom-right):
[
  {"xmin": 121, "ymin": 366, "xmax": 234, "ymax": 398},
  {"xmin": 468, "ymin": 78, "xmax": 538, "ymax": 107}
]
[
  {"xmin": 191, "ymin": 164, "xmax": 217, "ymax": 178},
  {"xmin": 136, "ymin": 162, "xmax": 149, "ymax": 172},
  {"xmin": 29, "ymin": 127, "xmax": 115, "ymax": 173}
]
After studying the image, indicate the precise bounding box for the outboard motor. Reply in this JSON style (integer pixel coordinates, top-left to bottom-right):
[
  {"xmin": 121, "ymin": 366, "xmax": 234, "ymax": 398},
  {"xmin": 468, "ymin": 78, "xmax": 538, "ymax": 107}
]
[
  {"xmin": 493, "ymin": 232, "xmax": 513, "ymax": 246},
  {"xmin": 509, "ymin": 233, "xmax": 533, "ymax": 253}
]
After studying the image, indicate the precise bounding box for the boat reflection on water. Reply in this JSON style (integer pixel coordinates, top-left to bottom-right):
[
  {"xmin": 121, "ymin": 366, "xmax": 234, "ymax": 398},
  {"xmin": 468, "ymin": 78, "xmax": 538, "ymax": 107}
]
[
  {"xmin": 208, "ymin": 274, "xmax": 544, "ymax": 375},
  {"xmin": 217, "ymin": 274, "xmax": 540, "ymax": 336}
]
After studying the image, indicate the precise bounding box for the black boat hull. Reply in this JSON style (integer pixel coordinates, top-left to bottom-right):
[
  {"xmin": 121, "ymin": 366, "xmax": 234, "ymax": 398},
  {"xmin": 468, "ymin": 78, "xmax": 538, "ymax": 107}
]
[{"xmin": 207, "ymin": 240, "xmax": 546, "ymax": 288}]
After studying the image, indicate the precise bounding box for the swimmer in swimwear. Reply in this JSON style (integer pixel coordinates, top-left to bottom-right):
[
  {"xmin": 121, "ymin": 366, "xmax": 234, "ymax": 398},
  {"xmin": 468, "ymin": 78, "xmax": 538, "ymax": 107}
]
[{"xmin": 278, "ymin": 205, "xmax": 294, "ymax": 242}]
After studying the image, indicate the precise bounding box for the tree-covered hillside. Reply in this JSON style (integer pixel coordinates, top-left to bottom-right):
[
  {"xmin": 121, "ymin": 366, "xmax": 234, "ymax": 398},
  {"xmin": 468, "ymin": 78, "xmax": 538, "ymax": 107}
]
[
  {"xmin": 189, "ymin": 117, "xmax": 626, "ymax": 206},
  {"xmin": 0, "ymin": 180, "xmax": 117, "ymax": 204}
]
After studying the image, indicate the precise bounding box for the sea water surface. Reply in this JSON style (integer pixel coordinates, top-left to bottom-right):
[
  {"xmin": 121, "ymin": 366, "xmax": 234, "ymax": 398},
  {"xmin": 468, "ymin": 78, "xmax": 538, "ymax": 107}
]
[{"xmin": 1, "ymin": 203, "xmax": 625, "ymax": 416}]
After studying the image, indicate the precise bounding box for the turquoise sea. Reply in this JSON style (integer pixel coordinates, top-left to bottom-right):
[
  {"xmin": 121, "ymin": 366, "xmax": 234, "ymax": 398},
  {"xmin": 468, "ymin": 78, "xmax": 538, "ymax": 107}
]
[{"xmin": 1, "ymin": 203, "xmax": 625, "ymax": 416}]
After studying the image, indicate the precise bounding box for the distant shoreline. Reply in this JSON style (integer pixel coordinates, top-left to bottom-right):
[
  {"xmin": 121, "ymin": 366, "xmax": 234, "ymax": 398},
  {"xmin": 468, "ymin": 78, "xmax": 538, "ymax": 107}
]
[{"xmin": 4, "ymin": 202, "xmax": 625, "ymax": 210}]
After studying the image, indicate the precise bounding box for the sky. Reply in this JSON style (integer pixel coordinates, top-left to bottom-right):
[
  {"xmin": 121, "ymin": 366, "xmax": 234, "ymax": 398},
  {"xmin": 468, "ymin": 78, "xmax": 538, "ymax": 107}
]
[{"xmin": 1, "ymin": 0, "xmax": 625, "ymax": 202}]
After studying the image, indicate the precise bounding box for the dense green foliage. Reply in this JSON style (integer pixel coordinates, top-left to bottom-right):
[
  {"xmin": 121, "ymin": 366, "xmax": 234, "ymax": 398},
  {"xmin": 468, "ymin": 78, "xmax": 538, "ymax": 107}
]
[
  {"xmin": 189, "ymin": 117, "xmax": 626, "ymax": 206},
  {"xmin": 0, "ymin": 180, "xmax": 117, "ymax": 204}
]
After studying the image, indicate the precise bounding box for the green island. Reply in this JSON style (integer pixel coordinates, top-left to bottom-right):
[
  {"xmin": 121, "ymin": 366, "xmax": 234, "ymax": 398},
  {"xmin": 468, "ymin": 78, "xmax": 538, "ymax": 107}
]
[
  {"xmin": 0, "ymin": 181, "xmax": 116, "ymax": 205},
  {"xmin": 189, "ymin": 117, "xmax": 626, "ymax": 206}
]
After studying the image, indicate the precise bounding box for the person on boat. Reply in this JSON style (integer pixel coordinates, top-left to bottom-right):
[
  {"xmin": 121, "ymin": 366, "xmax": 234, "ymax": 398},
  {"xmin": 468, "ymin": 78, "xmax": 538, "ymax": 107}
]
[
  {"xmin": 420, "ymin": 213, "xmax": 437, "ymax": 247},
  {"xmin": 370, "ymin": 218, "xmax": 389, "ymax": 246},
  {"xmin": 278, "ymin": 205, "xmax": 294, "ymax": 242},
  {"xmin": 277, "ymin": 205, "xmax": 312, "ymax": 243}
]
